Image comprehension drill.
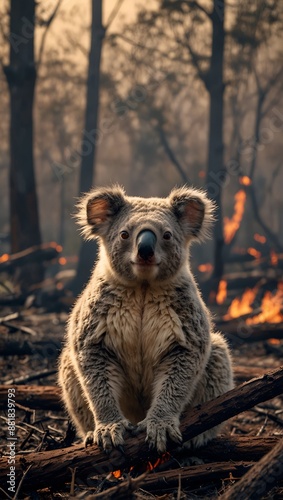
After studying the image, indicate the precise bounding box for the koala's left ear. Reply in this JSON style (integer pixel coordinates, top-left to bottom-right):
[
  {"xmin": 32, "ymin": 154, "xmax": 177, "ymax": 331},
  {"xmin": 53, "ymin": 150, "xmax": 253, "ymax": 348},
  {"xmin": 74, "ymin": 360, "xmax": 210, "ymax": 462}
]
[{"xmin": 169, "ymin": 186, "xmax": 215, "ymax": 240}]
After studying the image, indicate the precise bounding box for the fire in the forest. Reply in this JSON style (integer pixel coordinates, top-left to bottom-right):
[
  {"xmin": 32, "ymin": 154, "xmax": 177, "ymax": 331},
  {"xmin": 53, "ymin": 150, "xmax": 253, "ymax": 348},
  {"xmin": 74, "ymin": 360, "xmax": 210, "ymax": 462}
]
[
  {"xmin": 270, "ymin": 250, "xmax": 279, "ymax": 266},
  {"xmin": 239, "ymin": 176, "xmax": 252, "ymax": 186},
  {"xmin": 246, "ymin": 284, "xmax": 283, "ymax": 325},
  {"xmin": 112, "ymin": 452, "xmax": 171, "ymax": 479},
  {"xmin": 247, "ymin": 247, "xmax": 261, "ymax": 260},
  {"xmin": 225, "ymin": 283, "xmax": 283, "ymax": 325},
  {"xmin": 49, "ymin": 241, "xmax": 63, "ymax": 253},
  {"xmin": 254, "ymin": 234, "xmax": 267, "ymax": 244},
  {"xmin": 59, "ymin": 257, "xmax": 67, "ymax": 265},
  {"xmin": 216, "ymin": 280, "xmax": 227, "ymax": 305},
  {"xmin": 0, "ymin": 253, "xmax": 9, "ymax": 263},
  {"xmin": 224, "ymin": 287, "xmax": 256, "ymax": 320},
  {"xmin": 224, "ymin": 190, "xmax": 247, "ymax": 244},
  {"xmin": 198, "ymin": 263, "xmax": 214, "ymax": 273}
]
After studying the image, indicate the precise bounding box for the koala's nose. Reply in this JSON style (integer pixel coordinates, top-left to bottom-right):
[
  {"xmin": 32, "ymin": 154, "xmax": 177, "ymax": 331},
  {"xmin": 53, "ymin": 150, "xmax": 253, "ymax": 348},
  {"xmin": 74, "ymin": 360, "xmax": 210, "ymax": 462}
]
[{"xmin": 137, "ymin": 230, "xmax": 157, "ymax": 261}]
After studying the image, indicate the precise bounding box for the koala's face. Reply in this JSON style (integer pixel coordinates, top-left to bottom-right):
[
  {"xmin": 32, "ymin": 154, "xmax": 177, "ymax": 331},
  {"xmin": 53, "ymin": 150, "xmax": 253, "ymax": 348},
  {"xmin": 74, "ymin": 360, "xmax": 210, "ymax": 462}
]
[{"xmin": 77, "ymin": 185, "xmax": 214, "ymax": 284}]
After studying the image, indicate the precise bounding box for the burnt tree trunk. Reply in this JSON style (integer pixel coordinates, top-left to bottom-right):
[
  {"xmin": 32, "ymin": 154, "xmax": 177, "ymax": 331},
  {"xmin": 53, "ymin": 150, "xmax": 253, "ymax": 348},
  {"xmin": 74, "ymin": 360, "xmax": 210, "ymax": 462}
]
[
  {"xmin": 205, "ymin": 0, "xmax": 225, "ymax": 298},
  {"xmin": 71, "ymin": 0, "xmax": 105, "ymax": 295},
  {"xmin": 4, "ymin": 0, "xmax": 43, "ymax": 289}
]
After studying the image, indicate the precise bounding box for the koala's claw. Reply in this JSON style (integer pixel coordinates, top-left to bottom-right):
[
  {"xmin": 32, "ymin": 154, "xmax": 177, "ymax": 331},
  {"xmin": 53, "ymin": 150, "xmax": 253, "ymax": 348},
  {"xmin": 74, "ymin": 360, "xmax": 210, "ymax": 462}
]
[
  {"xmin": 137, "ymin": 416, "xmax": 183, "ymax": 453},
  {"xmin": 84, "ymin": 420, "xmax": 132, "ymax": 452},
  {"xmin": 85, "ymin": 430, "xmax": 95, "ymax": 448}
]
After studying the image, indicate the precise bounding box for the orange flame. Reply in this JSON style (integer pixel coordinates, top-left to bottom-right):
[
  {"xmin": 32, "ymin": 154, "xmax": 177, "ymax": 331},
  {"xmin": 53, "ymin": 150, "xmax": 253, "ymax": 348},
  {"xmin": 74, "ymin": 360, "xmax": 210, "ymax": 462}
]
[
  {"xmin": 269, "ymin": 338, "xmax": 281, "ymax": 345},
  {"xmin": 270, "ymin": 250, "xmax": 279, "ymax": 266},
  {"xmin": 198, "ymin": 263, "xmax": 213, "ymax": 273},
  {"xmin": 112, "ymin": 470, "xmax": 122, "ymax": 479},
  {"xmin": 224, "ymin": 287, "xmax": 256, "ymax": 320},
  {"xmin": 59, "ymin": 257, "xmax": 67, "ymax": 265},
  {"xmin": 246, "ymin": 285, "xmax": 283, "ymax": 325},
  {"xmin": 239, "ymin": 176, "xmax": 252, "ymax": 186},
  {"xmin": 224, "ymin": 190, "xmax": 247, "ymax": 244},
  {"xmin": 112, "ymin": 452, "xmax": 170, "ymax": 479},
  {"xmin": 247, "ymin": 247, "xmax": 261, "ymax": 260},
  {"xmin": 216, "ymin": 280, "xmax": 227, "ymax": 305},
  {"xmin": 0, "ymin": 253, "xmax": 9, "ymax": 263},
  {"xmin": 49, "ymin": 241, "xmax": 63, "ymax": 252},
  {"xmin": 254, "ymin": 234, "xmax": 266, "ymax": 244}
]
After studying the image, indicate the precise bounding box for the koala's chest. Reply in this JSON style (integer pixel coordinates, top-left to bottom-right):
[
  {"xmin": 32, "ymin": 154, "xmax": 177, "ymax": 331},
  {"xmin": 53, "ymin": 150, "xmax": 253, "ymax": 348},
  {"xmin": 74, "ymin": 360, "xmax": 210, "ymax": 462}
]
[{"xmin": 104, "ymin": 288, "xmax": 184, "ymax": 383}]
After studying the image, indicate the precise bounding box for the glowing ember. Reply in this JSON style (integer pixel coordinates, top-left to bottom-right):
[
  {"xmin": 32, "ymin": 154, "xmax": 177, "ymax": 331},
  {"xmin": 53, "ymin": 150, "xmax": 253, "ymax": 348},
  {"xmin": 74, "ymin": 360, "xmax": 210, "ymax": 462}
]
[
  {"xmin": 198, "ymin": 170, "xmax": 206, "ymax": 178},
  {"xmin": 270, "ymin": 250, "xmax": 279, "ymax": 266},
  {"xmin": 239, "ymin": 176, "xmax": 252, "ymax": 186},
  {"xmin": 269, "ymin": 338, "xmax": 281, "ymax": 345},
  {"xmin": 112, "ymin": 452, "xmax": 170, "ymax": 479},
  {"xmin": 59, "ymin": 257, "xmax": 67, "ymax": 265},
  {"xmin": 0, "ymin": 253, "xmax": 9, "ymax": 263},
  {"xmin": 254, "ymin": 234, "xmax": 266, "ymax": 244},
  {"xmin": 224, "ymin": 190, "xmax": 247, "ymax": 244},
  {"xmin": 216, "ymin": 280, "xmax": 227, "ymax": 305},
  {"xmin": 198, "ymin": 263, "xmax": 213, "ymax": 273},
  {"xmin": 224, "ymin": 287, "xmax": 256, "ymax": 320},
  {"xmin": 247, "ymin": 247, "xmax": 261, "ymax": 260},
  {"xmin": 112, "ymin": 470, "xmax": 122, "ymax": 479},
  {"xmin": 246, "ymin": 286, "xmax": 283, "ymax": 325},
  {"xmin": 49, "ymin": 241, "xmax": 63, "ymax": 252}
]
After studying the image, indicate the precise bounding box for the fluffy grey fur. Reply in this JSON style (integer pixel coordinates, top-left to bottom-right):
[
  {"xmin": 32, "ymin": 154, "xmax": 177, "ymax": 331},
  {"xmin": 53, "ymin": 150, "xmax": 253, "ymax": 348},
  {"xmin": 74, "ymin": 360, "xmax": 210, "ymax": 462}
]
[{"xmin": 58, "ymin": 185, "xmax": 233, "ymax": 453}]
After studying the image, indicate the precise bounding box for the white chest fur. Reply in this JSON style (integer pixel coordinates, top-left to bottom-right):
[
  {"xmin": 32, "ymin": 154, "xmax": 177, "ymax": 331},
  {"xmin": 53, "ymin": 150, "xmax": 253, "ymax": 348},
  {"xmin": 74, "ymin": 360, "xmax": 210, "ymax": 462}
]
[{"xmin": 104, "ymin": 285, "xmax": 186, "ymax": 393}]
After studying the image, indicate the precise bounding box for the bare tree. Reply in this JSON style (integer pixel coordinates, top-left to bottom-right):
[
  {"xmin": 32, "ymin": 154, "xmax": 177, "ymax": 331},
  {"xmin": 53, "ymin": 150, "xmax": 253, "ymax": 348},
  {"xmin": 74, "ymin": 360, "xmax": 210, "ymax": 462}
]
[
  {"xmin": 4, "ymin": 0, "xmax": 42, "ymax": 289},
  {"xmin": 3, "ymin": 0, "xmax": 63, "ymax": 290},
  {"xmin": 71, "ymin": 0, "xmax": 105, "ymax": 295}
]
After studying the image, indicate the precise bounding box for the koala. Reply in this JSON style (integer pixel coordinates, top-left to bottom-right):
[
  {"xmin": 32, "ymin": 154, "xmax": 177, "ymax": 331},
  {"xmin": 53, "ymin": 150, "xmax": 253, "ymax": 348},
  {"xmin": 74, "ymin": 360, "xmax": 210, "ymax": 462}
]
[{"xmin": 58, "ymin": 185, "xmax": 233, "ymax": 453}]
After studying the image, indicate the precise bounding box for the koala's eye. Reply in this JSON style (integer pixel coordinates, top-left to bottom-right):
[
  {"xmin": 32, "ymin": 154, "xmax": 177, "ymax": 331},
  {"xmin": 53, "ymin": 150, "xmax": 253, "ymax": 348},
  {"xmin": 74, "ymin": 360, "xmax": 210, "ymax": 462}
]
[
  {"xmin": 163, "ymin": 231, "xmax": 172, "ymax": 240},
  {"xmin": 120, "ymin": 230, "xmax": 129, "ymax": 240}
]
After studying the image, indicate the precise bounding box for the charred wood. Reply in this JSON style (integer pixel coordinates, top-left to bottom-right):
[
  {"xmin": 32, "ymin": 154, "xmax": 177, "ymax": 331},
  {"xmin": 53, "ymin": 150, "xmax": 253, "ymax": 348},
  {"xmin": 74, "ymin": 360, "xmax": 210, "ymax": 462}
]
[
  {"xmin": 0, "ymin": 367, "xmax": 282, "ymax": 490},
  {"xmin": 221, "ymin": 438, "xmax": 283, "ymax": 500}
]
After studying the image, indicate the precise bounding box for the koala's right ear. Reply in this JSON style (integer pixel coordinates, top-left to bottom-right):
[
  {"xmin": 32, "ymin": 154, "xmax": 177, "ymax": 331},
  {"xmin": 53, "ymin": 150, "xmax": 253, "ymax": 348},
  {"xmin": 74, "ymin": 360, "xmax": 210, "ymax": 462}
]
[{"xmin": 76, "ymin": 185, "xmax": 127, "ymax": 239}]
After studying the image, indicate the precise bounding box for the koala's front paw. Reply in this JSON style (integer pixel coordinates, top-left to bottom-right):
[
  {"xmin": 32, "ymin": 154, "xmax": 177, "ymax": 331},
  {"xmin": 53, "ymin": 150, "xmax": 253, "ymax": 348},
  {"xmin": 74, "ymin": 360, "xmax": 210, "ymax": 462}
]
[
  {"xmin": 137, "ymin": 416, "xmax": 182, "ymax": 453},
  {"xmin": 85, "ymin": 419, "xmax": 134, "ymax": 452}
]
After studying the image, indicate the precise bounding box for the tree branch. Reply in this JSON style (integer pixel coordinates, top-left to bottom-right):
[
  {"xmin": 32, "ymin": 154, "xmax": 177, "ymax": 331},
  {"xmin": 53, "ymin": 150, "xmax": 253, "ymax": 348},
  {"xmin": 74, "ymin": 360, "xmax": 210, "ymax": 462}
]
[
  {"xmin": 37, "ymin": 0, "xmax": 64, "ymax": 72},
  {"xmin": 105, "ymin": 0, "xmax": 125, "ymax": 31},
  {"xmin": 158, "ymin": 125, "xmax": 190, "ymax": 183},
  {"xmin": 221, "ymin": 438, "xmax": 283, "ymax": 500},
  {"xmin": 0, "ymin": 366, "xmax": 282, "ymax": 490}
]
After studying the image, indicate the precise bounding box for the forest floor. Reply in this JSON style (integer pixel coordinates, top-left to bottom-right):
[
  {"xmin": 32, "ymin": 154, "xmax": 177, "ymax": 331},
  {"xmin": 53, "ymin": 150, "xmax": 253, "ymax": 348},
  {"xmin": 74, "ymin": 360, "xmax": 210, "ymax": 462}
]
[{"xmin": 0, "ymin": 306, "xmax": 282, "ymax": 499}]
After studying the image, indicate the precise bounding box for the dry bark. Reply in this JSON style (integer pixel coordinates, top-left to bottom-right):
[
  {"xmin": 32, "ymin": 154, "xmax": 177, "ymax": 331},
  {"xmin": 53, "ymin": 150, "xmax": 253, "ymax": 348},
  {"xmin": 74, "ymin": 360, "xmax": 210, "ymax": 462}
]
[
  {"xmin": 0, "ymin": 366, "xmax": 282, "ymax": 491},
  {"xmin": 0, "ymin": 384, "xmax": 61, "ymax": 411},
  {"xmin": 87, "ymin": 462, "xmax": 254, "ymax": 498},
  {"xmin": 221, "ymin": 439, "xmax": 283, "ymax": 500},
  {"xmin": 0, "ymin": 243, "xmax": 60, "ymax": 272},
  {"xmin": 221, "ymin": 322, "xmax": 283, "ymax": 343}
]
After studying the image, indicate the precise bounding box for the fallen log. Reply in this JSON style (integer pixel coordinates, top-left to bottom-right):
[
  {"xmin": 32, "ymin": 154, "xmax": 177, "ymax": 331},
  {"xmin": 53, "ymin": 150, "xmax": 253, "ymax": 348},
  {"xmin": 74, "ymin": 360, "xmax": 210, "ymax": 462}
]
[
  {"xmin": 80, "ymin": 473, "xmax": 147, "ymax": 499},
  {"xmin": 0, "ymin": 366, "xmax": 268, "ymax": 411},
  {"xmin": 5, "ymin": 369, "xmax": 57, "ymax": 385},
  {"xmin": 87, "ymin": 462, "xmax": 255, "ymax": 498},
  {"xmin": 0, "ymin": 242, "xmax": 61, "ymax": 273},
  {"xmin": 0, "ymin": 366, "xmax": 282, "ymax": 491},
  {"xmin": 192, "ymin": 436, "xmax": 279, "ymax": 462},
  {"xmin": 221, "ymin": 438, "xmax": 283, "ymax": 500},
  {"xmin": 0, "ymin": 384, "xmax": 62, "ymax": 411},
  {"xmin": 221, "ymin": 322, "xmax": 283, "ymax": 343},
  {"xmin": 141, "ymin": 461, "xmax": 254, "ymax": 493}
]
